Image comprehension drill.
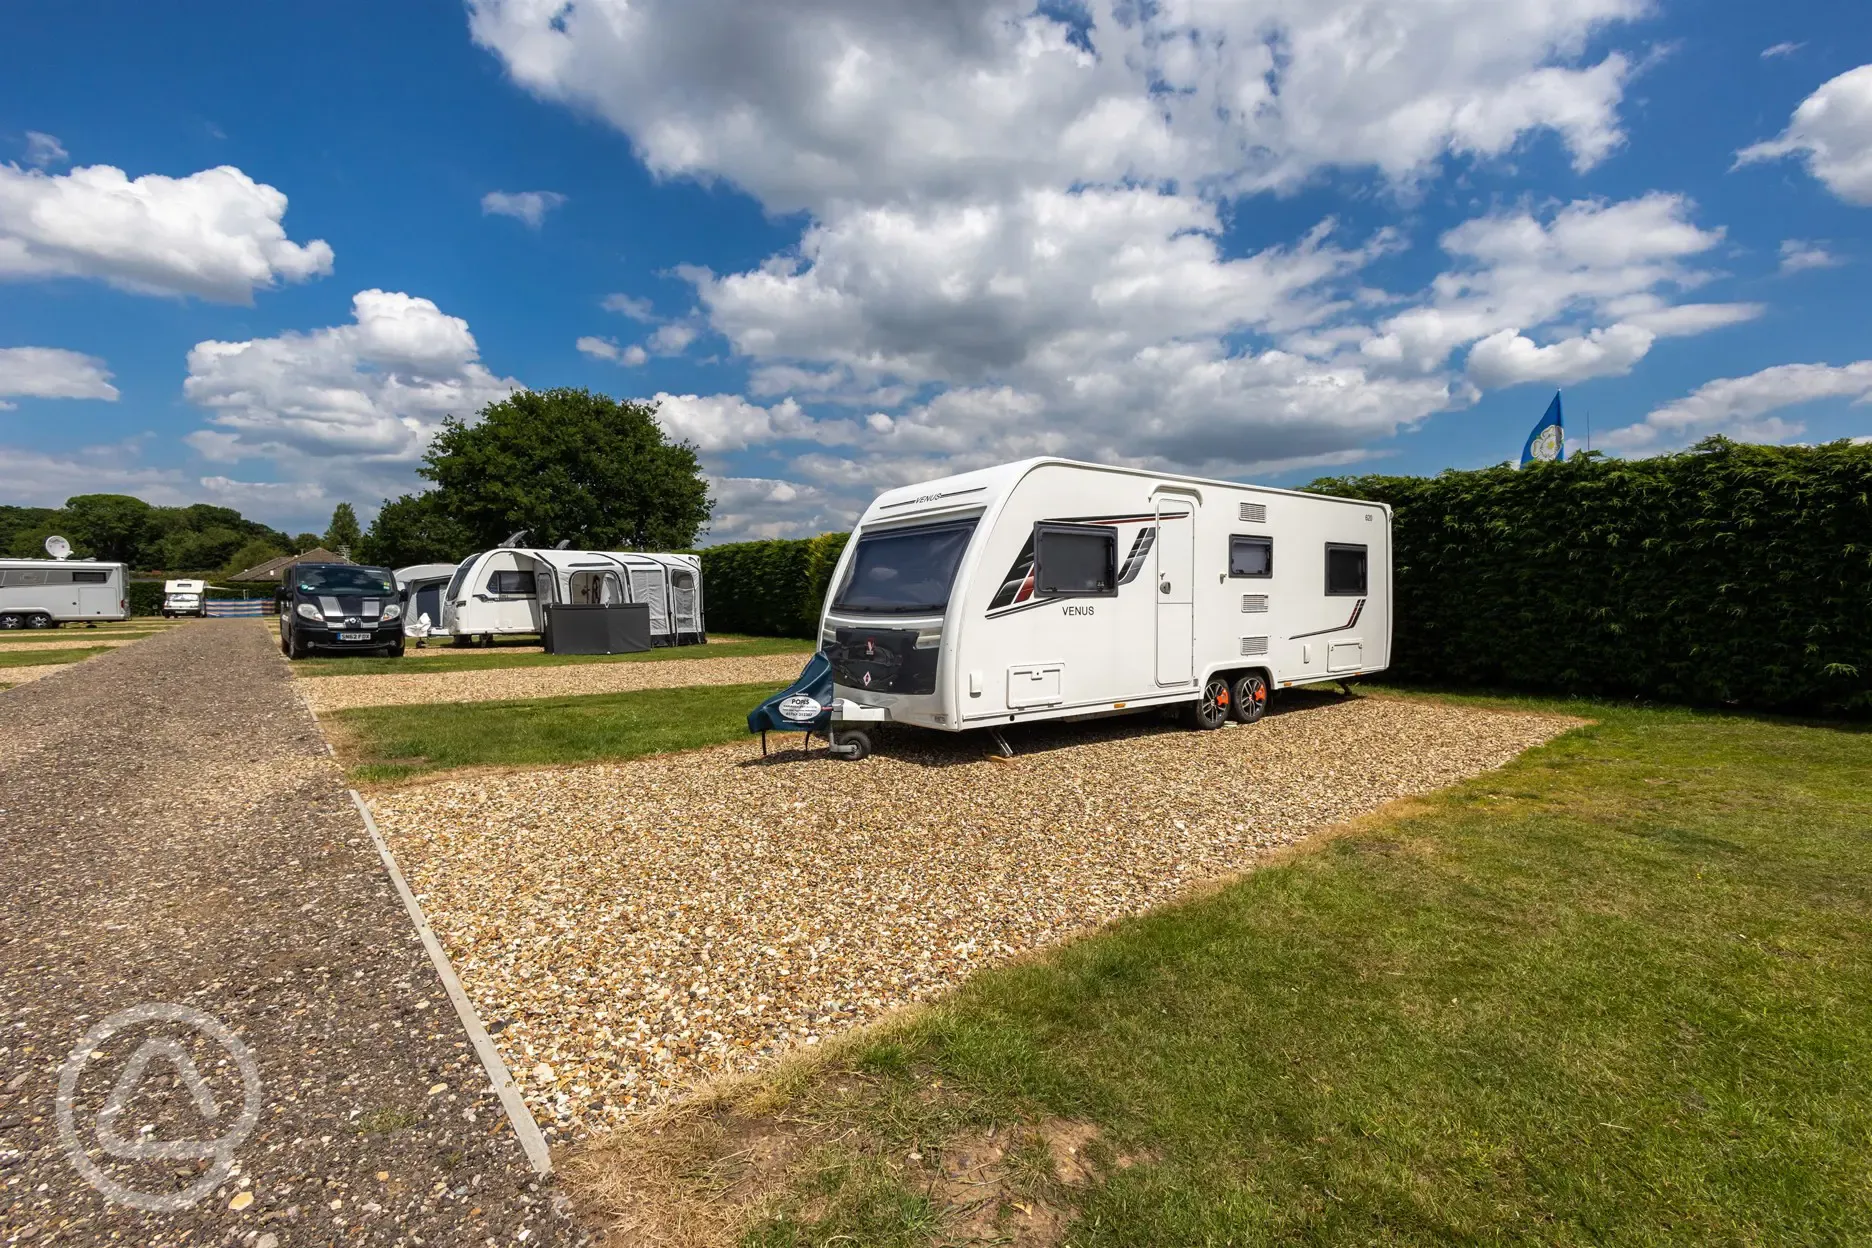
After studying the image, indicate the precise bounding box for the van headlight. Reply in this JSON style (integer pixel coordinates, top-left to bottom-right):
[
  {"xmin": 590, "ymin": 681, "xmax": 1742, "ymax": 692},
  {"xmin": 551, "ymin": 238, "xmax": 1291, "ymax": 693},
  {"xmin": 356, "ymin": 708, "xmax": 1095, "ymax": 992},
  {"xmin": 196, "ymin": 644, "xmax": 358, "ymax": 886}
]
[
  {"xmin": 380, "ymin": 603, "xmax": 402, "ymax": 622},
  {"xmin": 295, "ymin": 602, "xmax": 322, "ymax": 622}
]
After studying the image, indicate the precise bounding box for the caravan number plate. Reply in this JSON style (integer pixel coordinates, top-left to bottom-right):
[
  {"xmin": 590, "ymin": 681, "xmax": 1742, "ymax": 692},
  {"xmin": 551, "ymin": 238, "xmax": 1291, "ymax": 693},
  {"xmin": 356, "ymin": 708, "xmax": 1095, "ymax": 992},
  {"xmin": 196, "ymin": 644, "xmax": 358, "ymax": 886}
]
[{"xmin": 337, "ymin": 632, "xmax": 371, "ymax": 641}]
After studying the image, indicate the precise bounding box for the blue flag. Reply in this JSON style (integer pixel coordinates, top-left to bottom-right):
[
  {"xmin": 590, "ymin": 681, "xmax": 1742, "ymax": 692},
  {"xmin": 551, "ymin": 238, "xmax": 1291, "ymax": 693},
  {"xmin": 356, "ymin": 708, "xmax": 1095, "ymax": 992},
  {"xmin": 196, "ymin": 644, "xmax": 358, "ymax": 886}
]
[{"xmin": 1519, "ymin": 392, "xmax": 1564, "ymax": 467}]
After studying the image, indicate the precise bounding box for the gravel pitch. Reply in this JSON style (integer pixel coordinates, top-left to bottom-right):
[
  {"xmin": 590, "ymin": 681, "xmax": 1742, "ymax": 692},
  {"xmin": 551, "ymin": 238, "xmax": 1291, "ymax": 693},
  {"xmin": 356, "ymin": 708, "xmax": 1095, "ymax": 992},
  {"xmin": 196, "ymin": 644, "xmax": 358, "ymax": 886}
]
[
  {"xmin": 0, "ymin": 621, "xmax": 581, "ymax": 1245},
  {"xmin": 369, "ymin": 697, "xmax": 1580, "ymax": 1136},
  {"xmin": 301, "ymin": 653, "xmax": 812, "ymax": 711},
  {"xmin": 0, "ymin": 638, "xmax": 138, "ymax": 652}
]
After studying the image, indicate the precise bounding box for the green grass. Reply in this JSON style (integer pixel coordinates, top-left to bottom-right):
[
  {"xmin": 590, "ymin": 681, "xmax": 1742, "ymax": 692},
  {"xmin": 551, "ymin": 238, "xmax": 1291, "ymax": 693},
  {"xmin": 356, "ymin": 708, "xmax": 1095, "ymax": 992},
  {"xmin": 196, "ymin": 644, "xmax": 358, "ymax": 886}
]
[
  {"xmin": 725, "ymin": 694, "xmax": 1872, "ymax": 1245},
  {"xmin": 295, "ymin": 633, "xmax": 812, "ymax": 677},
  {"xmin": 0, "ymin": 646, "xmax": 114, "ymax": 668},
  {"xmin": 332, "ymin": 680, "xmax": 786, "ymax": 783}
]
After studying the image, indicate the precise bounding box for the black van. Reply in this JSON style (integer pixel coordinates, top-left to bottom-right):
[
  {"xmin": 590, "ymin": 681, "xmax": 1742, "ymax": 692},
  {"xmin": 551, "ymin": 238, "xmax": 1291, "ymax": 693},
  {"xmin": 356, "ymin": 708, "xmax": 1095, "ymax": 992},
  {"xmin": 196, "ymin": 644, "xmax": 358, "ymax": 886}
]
[{"xmin": 277, "ymin": 562, "xmax": 405, "ymax": 659}]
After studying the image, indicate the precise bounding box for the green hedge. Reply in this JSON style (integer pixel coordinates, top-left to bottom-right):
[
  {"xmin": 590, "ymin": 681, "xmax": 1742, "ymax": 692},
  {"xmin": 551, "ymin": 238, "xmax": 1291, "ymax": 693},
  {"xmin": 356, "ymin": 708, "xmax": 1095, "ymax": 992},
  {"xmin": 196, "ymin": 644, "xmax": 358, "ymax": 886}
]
[
  {"xmin": 1312, "ymin": 438, "xmax": 1872, "ymax": 715},
  {"xmin": 699, "ymin": 532, "xmax": 850, "ymax": 637}
]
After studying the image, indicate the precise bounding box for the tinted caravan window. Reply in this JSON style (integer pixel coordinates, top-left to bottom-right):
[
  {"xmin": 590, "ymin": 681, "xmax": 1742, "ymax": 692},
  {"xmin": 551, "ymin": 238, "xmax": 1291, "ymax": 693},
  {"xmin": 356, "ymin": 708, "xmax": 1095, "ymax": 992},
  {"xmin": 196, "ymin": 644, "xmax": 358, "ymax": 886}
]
[
  {"xmin": 487, "ymin": 570, "xmax": 538, "ymax": 596},
  {"xmin": 73, "ymin": 570, "xmax": 110, "ymax": 583},
  {"xmin": 1230, "ymin": 535, "xmax": 1273, "ymax": 578},
  {"xmin": 1325, "ymin": 543, "xmax": 1367, "ymax": 596},
  {"xmin": 834, "ymin": 520, "xmax": 978, "ymax": 614},
  {"xmin": 1034, "ymin": 524, "xmax": 1116, "ymax": 596}
]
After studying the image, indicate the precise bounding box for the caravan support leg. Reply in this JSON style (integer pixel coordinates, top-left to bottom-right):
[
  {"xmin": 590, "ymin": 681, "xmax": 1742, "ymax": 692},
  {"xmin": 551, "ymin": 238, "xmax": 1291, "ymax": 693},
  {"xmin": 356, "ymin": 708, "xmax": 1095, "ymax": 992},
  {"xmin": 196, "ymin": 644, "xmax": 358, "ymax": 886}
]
[{"xmin": 987, "ymin": 728, "xmax": 1015, "ymax": 759}]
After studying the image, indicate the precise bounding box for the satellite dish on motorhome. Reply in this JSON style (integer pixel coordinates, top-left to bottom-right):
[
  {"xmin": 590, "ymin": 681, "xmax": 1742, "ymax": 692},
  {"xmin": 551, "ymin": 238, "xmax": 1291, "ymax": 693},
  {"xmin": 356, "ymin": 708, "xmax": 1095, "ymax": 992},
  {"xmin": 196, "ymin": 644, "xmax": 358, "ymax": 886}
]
[{"xmin": 44, "ymin": 535, "xmax": 72, "ymax": 560}]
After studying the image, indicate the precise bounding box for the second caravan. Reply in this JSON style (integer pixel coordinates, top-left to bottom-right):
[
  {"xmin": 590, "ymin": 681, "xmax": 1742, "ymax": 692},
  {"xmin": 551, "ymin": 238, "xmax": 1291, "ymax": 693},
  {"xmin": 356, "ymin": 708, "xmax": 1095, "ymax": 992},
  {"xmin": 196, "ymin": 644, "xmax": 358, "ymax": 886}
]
[
  {"xmin": 817, "ymin": 458, "xmax": 1390, "ymax": 747},
  {"xmin": 440, "ymin": 548, "xmax": 704, "ymax": 645}
]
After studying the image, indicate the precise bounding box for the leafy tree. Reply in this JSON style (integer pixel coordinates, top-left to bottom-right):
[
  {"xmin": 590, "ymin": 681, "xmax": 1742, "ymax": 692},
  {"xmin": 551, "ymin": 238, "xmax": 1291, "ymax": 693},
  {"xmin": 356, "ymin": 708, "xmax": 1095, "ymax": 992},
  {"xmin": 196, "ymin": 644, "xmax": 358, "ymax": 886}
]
[
  {"xmin": 0, "ymin": 505, "xmax": 59, "ymax": 556},
  {"xmin": 421, "ymin": 388, "xmax": 712, "ymax": 550},
  {"xmin": 221, "ymin": 537, "xmax": 290, "ymax": 580},
  {"xmin": 291, "ymin": 532, "xmax": 322, "ymax": 553},
  {"xmin": 358, "ymin": 492, "xmax": 475, "ymax": 568},
  {"xmin": 324, "ymin": 502, "xmax": 363, "ymax": 556},
  {"xmin": 64, "ymin": 494, "xmax": 155, "ymax": 563},
  {"xmin": 156, "ymin": 526, "xmax": 250, "ymax": 572}
]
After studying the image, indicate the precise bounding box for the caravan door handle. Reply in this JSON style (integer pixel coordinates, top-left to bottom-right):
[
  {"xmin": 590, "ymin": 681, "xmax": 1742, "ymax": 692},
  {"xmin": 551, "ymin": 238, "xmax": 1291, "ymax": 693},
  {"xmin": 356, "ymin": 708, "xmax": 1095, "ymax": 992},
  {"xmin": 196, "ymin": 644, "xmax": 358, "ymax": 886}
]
[{"xmin": 1159, "ymin": 580, "xmax": 1171, "ymax": 594}]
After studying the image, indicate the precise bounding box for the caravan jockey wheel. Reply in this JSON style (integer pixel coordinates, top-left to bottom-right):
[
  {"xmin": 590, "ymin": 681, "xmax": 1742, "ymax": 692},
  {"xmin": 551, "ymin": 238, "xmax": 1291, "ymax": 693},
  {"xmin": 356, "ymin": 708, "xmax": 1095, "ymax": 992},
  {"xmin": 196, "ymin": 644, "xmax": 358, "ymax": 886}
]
[
  {"xmin": 1187, "ymin": 675, "xmax": 1231, "ymax": 730},
  {"xmin": 1230, "ymin": 672, "xmax": 1269, "ymax": 724}
]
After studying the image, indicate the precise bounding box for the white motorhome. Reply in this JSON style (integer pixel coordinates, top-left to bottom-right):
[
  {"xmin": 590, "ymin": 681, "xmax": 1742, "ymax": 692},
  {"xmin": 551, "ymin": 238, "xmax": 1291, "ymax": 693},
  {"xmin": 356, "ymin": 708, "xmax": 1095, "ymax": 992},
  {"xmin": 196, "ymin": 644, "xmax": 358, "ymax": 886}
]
[
  {"xmin": 439, "ymin": 548, "xmax": 705, "ymax": 645},
  {"xmin": 393, "ymin": 562, "xmax": 460, "ymax": 639},
  {"xmin": 0, "ymin": 559, "xmax": 130, "ymax": 629},
  {"xmin": 162, "ymin": 578, "xmax": 207, "ymax": 617},
  {"xmin": 819, "ymin": 458, "xmax": 1390, "ymax": 753}
]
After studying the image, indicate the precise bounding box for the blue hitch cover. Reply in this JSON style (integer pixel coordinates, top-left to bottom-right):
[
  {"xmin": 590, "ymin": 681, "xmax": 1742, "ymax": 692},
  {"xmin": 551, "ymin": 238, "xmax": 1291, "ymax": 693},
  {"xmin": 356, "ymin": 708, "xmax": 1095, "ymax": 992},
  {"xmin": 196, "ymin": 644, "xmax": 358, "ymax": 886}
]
[{"xmin": 748, "ymin": 651, "xmax": 834, "ymax": 738}]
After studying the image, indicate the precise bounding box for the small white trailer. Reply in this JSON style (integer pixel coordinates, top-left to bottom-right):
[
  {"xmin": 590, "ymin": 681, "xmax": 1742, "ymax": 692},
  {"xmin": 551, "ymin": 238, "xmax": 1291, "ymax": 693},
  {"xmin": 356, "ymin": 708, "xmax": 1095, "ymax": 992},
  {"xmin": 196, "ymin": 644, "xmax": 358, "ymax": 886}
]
[
  {"xmin": 0, "ymin": 559, "xmax": 131, "ymax": 629},
  {"xmin": 439, "ymin": 548, "xmax": 705, "ymax": 645},
  {"xmin": 817, "ymin": 457, "xmax": 1391, "ymax": 755},
  {"xmin": 162, "ymin": 578, "xmax": 207, "ymax": 617}
]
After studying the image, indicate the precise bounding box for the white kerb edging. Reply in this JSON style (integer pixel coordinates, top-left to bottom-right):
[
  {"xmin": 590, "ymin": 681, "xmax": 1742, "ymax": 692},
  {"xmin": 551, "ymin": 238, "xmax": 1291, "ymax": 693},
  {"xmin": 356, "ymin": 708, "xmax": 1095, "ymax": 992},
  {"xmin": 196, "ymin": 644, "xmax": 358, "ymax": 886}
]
[{"xmin": 348, "ymin": 789, "xmax": 554, "ymax": 1176}]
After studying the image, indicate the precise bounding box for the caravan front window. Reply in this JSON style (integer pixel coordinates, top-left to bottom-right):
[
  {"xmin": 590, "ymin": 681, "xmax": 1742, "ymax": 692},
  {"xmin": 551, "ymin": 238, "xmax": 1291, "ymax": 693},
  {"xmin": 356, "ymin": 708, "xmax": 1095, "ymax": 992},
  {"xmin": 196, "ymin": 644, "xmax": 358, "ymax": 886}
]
[{"xmin": 833, "ymin": 520, "xmax": 977, "ymax": 615}]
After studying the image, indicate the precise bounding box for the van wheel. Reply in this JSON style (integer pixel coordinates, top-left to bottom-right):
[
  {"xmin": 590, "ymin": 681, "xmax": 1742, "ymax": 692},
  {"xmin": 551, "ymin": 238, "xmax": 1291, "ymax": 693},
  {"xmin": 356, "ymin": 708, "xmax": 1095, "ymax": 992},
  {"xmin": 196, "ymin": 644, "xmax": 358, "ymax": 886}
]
[
  {"xmin": 1187, "ymin": 675, "xmax": 1231, "ymax": 730},
  {"xmin": 1230, "ymin": 672, "xmax": 1269, "ymax": 724},
  {"xmin": 0, "ymin": 612, "xmax": 22, "ymax": 630},
  {"xmin": 287, "ymin": 628, "xmax": 308, "ymax": 660}
]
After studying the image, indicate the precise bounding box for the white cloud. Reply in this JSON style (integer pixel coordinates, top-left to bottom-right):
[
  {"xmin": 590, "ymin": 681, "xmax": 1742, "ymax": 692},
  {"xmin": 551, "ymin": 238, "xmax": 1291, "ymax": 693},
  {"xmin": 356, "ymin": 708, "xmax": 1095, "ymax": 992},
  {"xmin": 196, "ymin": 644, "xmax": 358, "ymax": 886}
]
[
  {"xmin": 24, "ymin": 132, "xmax": 67, "ymax": 168},
  {"xmin": 601, "ymin": 292, "xmax": 657, "ymax": 321},
  {"xmin": 703, "ymin": 474, "xmax": 850, "ymax": 542},
  {"xmin": 1364, "ymin": 194, "xmax": 1747, "ymax": 378},
  {"xmin": 651, "ymin": 391, "xmax": 859, "ymax": 453},
  {"xmin": 1604, "ymin": 360, "xmax": 1872, "ymax": 450},
  {"xmin": 648, "ymin": 322, "xmax": 698, "ymax": 355},
  {"xmin": 1736, "ymin": 64, "xmax": 1872, "ymax": 205},
  {"xmin": 470, "ymin": 0, "xmax": 1645, "ymax": 213},
  {"xmin": 1466, "ymin": 324, "xmax": 1654, "ymax": 388},
  {"xmin": 1779, "ymin": 239, "xmax": 1842, "ymax": 273},
  {"xmin": 480, "ymin": 189, "xmax": 567, "ymax": 227},
  {"xmin": 182, "ymin": 289, "xmax": 520, "ymax": 470},
  {"xmin": 576, "ymin": 335, "xmax": 648, "ymax": 366},
  {"xmin": 0, "ymin": 163, "xmax": 333, "ymax": 302},
  {"xmin": 1761, "ymin": 42, "xmax": 1805, "ymax": 59},
  {"xmin": 0, "ymin": 346, "xmax": 118, "ymax": 400}
]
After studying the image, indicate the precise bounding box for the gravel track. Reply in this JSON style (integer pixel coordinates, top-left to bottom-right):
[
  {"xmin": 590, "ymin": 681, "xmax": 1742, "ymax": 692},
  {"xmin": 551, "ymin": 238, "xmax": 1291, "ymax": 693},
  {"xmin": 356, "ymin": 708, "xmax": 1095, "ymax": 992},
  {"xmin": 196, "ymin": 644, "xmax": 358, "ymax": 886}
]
[
  {"xmin": 301, "ymin": 653, "xmax": 811, "ymax": 711},
  {"xmin": 0, "ymin": 620, "xmax": 580, "ymax": 1245},
  {"xmin": 369, "ymin": 697, "xmax": 1580, "ymax": 1135},
  {"xmin": 0, "ymin": 638, "xmax": 138, "ymax": 652}
]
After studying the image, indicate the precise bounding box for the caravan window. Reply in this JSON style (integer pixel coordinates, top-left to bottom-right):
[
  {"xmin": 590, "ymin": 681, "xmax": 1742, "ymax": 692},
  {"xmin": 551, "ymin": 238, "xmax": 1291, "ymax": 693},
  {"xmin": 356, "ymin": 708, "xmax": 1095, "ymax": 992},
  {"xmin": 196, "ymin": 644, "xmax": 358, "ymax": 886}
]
[
  {"xmin": 487, "ymin": 570, "xmax": 538, "ymax": 597},
  {"xmin": 1325, "ymin": 543, "xmax": 1367, "ymax": 596},
  {"xmin": 833, "ymin": 520, "xmax": 977, "ymax": 615},
  {"xmin": 1229, "ymin": 536, "xmax": 1273, "ymax": 578},
  {"xmin": 444, "ymin": 561, "xmax": 472, "ymax": 603},
  {"xmin": 73, "ymin": 570, "xmax": 109, "ymax": 583},
  {"xmin": 1033, "ymin": 524, "xmax": 1116, "ymax": 597}
]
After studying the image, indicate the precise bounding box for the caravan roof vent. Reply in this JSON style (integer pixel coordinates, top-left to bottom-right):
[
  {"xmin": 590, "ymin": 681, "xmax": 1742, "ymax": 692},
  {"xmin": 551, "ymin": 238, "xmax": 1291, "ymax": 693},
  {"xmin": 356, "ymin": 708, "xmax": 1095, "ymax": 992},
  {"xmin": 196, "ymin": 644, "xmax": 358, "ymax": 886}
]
[
  {"xmin": 1240, "ymin": 635, "xmax": 1269, "ymax": 656},
  {"xmin": 1238, "ymin": 501, "xmax": 1266, "ymax": 524},
  {"xmin": 1241, "ymin": 594, "xmax": 1268, "ymax": 613}
]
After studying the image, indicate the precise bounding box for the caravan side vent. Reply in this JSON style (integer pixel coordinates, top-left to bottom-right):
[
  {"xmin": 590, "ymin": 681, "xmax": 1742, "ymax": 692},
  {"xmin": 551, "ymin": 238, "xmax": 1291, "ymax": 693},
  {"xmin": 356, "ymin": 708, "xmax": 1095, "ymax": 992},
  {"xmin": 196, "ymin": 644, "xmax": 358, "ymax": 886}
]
[
  {"xmin": 1238, "ymin": 501, "xmax": 1267, "ymax": 524},
  {"xmin": 1240, "ymin": 635, "xmax": 1270, "ymax": 657},
  {"xmin": 1241, "ymin": 594, "xmax": 1269, "ymax": 613}
]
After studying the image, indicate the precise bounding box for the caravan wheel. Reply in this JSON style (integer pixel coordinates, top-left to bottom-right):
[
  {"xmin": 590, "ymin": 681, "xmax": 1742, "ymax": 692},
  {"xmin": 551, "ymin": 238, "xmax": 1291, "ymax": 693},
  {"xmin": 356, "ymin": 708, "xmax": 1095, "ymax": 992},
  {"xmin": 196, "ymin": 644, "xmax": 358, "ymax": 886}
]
[
  {"xmin": 0, "ymin": 612, "xmax": 22, "ymax": 630},
  {"xmin": 1230, "ymin": 672, "xmax": 1269, "ymax": 724},
  {"xmin": 25, "ymin": 614, "xmax": 53, "ymax": 630},
  {"xmin": 1186, "ymin": 675, "xmax": 1231, "ymax": 730}
]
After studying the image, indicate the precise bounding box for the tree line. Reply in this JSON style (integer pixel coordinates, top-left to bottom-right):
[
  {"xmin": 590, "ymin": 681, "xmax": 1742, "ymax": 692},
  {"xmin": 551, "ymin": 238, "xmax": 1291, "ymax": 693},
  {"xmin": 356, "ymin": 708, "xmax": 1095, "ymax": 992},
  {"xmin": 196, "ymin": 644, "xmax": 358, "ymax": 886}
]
[{"xmin": 1, "ymin": 389, "xmax": 714, "ymax": 575}]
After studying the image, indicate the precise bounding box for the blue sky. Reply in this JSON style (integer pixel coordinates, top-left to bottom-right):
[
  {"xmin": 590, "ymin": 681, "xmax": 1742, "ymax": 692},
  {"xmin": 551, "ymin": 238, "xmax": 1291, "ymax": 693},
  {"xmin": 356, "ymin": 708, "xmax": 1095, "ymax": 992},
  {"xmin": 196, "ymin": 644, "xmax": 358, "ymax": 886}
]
[{"xmin": 1, "ymin": 0, "xmax": 1868, "ymax": 540}]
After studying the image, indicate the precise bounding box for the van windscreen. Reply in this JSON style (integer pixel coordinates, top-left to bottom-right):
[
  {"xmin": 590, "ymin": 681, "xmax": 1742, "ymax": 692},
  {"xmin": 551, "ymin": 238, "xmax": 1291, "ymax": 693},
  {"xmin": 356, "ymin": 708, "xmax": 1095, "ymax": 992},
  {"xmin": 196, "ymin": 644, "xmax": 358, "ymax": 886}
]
[
  {"xmin": 833, "ymin": 520, "xmax": 977, "ymax": 615},
  {"xmin": 296, "ymin": 567, "xmax": 395, "ymax": 594}
]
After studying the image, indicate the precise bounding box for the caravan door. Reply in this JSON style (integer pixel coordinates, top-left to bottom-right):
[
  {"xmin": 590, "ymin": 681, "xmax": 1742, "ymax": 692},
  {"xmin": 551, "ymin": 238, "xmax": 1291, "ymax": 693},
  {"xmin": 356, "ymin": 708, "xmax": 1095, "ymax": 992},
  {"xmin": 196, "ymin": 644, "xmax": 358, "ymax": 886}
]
[{"xmin": 1154, "ymin": 496, "xmax": 1195, "ymax": 686}]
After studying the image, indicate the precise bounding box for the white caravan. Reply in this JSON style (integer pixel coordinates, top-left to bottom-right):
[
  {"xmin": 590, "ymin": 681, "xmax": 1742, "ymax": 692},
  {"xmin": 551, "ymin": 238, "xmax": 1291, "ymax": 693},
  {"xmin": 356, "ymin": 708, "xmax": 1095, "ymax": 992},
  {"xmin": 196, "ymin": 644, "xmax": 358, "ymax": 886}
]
[
  {"xmin": 439, "ymin": 548, "xmax": 705, "ymax": 645},
  {"xmin": 162, "ymin": 578, "xmax": 207, "ymax": 617},
  {"xmin": 0, "ymin": 559, "xmax": 131, "ymax": 629},
  {"xmin": 819, "ymin": 458, "xmax": 1390, "ymax": 752},
  {"xmin": 393, "ymin": 562, "xmax": 460, "ymax": 639}
]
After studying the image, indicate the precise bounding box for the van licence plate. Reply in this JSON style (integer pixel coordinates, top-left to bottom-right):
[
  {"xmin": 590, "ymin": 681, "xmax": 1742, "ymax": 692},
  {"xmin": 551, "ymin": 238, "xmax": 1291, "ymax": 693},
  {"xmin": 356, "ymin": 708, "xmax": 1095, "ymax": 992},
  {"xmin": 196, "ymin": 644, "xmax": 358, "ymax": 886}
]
[{"xmin": 338, "ymin": 632, "xmax": 370, "ymax": 641}]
